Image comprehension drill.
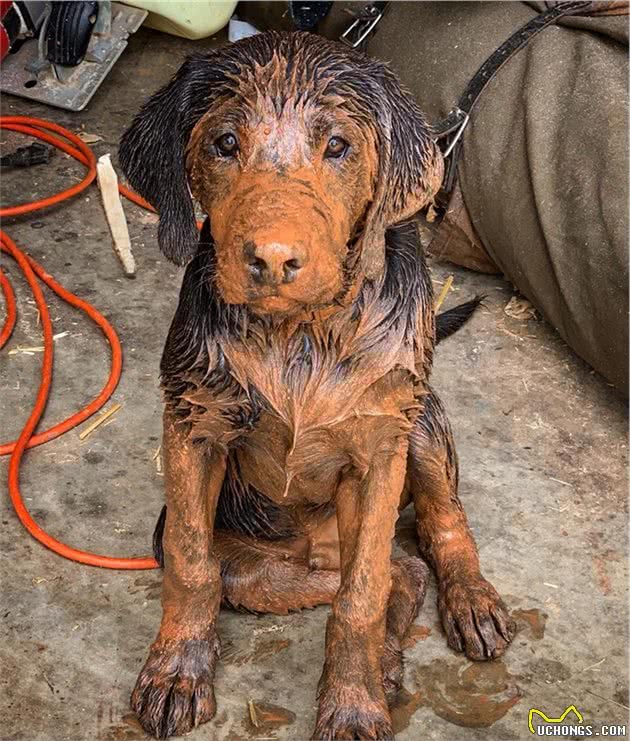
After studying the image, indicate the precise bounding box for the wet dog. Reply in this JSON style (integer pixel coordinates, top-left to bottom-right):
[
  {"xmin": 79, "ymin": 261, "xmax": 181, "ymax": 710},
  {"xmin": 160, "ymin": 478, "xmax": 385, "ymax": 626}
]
[{"xmin": 120, "ymin": 31, "xmax": 514, "ymax": 740}]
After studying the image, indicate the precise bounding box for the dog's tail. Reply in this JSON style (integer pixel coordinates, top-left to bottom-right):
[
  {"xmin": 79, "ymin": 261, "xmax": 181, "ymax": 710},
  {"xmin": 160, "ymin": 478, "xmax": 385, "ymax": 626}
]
[{"xmin": 435, "ymin": 296, "xmax": 484, "ymax": 343}]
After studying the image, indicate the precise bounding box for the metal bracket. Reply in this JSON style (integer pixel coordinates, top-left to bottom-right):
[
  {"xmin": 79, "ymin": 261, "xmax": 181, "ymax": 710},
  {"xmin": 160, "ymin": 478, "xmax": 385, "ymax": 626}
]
[
  {"xmin": 340, "ymin": 2, "xmax": 387, "ymax": 49},
  {"xmin": 1, "ymin": 2, "xmax": 146, "ymax": 112}
]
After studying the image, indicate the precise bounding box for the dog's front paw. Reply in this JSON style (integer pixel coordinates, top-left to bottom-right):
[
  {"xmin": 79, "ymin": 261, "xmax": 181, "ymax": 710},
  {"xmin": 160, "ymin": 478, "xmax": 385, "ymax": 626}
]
[
  {"xmin": 131, "ymin": 636, "xmax": 220, "ymax": 739},
  {"xmin": 439, "ymin": 573, "xmax": 515, "ymax": 661},
  {"xmin": 313, "ymin": 685, "xmax": 393, "ymax": 741}
]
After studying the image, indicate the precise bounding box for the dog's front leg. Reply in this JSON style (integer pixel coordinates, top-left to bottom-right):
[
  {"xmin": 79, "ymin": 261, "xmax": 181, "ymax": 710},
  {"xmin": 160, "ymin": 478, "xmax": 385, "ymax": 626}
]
[
  {"xmin": 132, "ymin": 410, "xmax": 226, "ymax": 739},
  {"xmin": 409, "ymin": 389, "xmax": 515, "ymax": 660},
  {"xmin": 313, "ymin": 437, "xmax": 407, "ymax": 741}
]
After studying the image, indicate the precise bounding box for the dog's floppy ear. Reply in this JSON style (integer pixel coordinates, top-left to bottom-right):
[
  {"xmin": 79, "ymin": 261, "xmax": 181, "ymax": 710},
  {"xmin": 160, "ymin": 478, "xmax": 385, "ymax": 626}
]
[
  {"xmin": 119, "ymin": 57, "xmax": 214, "ymax": 265},
  {"xmin": 358, "ymin": 71, "xmax": 444, "ymax": 280}
]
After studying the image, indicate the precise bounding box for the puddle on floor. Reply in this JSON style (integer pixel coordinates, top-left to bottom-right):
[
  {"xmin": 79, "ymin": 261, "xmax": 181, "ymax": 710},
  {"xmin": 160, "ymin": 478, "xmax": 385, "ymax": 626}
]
[
  {"xmin": 414, "ymin": 657, "xmax": 521, "ymax": 728},
  {"xmin": 513, "ymin": 608, "xmax": 547, "ymax": 640},
  {"xmin": 245, "ymin": 701, "xmax": 296, "ymax": 738},
  {"xmin": 391, "ymin": 687, "xmax": 424, "ymax": 734},
  {"xmin": 101, "ymin": 713, "xmax": 146, "ymax": 740}
]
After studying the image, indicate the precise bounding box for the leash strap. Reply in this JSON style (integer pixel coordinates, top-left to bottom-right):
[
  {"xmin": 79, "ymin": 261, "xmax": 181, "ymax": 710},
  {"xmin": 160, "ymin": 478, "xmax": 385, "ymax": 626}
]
[{"xmin": 433, "ymin": 0, "xmax": 592, "ymax": 211}]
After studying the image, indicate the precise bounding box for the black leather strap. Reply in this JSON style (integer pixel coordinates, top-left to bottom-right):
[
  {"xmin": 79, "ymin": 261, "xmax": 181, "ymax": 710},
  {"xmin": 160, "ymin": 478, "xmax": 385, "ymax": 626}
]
[
  {"xmin": 435, "ymin": 1, "xmax": 591, "ymax": 138},
  {"xmin": 433, "ymin": 1, "xmax": 592, "ymax": 212}
]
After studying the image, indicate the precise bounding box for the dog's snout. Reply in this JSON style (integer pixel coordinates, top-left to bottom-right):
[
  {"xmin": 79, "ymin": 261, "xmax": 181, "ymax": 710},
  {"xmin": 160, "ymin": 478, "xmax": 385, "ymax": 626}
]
[{"xmin": 244, "ymin": 241, "xmax": 306, "ymax": 286}]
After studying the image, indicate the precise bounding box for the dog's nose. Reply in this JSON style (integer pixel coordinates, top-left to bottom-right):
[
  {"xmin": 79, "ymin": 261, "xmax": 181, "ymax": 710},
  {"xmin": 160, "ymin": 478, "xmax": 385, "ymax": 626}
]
[{"xmin": 245, "ymin": 242, "xmax": 306, "ymax": 286}]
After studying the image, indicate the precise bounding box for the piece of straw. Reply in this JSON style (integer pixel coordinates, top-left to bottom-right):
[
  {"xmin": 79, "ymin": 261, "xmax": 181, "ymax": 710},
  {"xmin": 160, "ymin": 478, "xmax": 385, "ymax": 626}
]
[
  {"xmin": 248, "ymin": 699, "xmax": 259, "ymax": 728},
  {"xmin": 78, "ymin": 403, "xmax": 122, "ymax": 440},
  {"xmin": 434, "ymin": 274, "xmax": 454, "ymax": 311}
]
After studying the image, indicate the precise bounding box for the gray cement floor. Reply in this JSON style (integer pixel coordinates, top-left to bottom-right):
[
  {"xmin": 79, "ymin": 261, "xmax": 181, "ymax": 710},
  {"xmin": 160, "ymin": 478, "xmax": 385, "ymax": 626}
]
[{"xmin": 1, "ymin": 26, "xmax": 628, "ymax": 741}]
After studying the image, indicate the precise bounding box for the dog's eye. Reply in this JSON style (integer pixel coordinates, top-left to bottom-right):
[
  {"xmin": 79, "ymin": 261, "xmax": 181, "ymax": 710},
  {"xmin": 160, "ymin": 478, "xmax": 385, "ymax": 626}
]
[
  {"xmin": 324, "ymin": 136, "xmax": 349, "ymax": 159},
  {"xmin": 215, "ymin": 133, "xmax": 239, "ymax": 157}
]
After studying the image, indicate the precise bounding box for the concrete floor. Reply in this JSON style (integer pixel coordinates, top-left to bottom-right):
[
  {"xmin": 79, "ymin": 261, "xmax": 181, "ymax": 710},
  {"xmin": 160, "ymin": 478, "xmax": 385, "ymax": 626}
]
[{"xmin": 1, "ymin": 25, "xmax": 628, "ymax": 741}]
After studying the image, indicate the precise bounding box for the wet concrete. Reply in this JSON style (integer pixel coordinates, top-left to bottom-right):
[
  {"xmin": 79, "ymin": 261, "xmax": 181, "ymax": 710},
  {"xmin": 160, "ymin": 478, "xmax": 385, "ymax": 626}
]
[{"xmin": 1, "ymin": 23, "xmax": 628, "ymax": 741}]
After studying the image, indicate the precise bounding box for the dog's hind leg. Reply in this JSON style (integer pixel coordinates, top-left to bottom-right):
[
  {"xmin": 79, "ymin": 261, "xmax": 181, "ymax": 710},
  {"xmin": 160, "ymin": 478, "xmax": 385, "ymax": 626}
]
[
  {"xmin": 215, "ymin": 530, "xmax": 340, "ymax": 614},
  {"xmin": 381, "ymin": 557, "xmax": 429, "ymax": 702},
  {"xmin": 407, "ymin": 387, "xmax": 515, "ymax": 661},
  {"xmin": 154, "ymin": 508, "xmax": 340, "ymax": 613},
  {"xmin": 219, "ymin": 535, "xmax": 430, "ymax": 707},
  {"xmin": 215, "ymin": 530, "xmax": 428, "ymax": 697}
]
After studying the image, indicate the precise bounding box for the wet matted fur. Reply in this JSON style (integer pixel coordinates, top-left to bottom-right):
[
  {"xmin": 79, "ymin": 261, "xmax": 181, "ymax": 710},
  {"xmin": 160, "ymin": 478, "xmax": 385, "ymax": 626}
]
[{"xmin": 120, "ymin": 31, "xmax": 514, "ymax": 740}]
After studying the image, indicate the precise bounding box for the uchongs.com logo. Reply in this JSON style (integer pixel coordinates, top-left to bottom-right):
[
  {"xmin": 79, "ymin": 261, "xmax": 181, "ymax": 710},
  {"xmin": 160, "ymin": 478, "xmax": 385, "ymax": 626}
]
[{"xmin": 528, "ymin": 705, "xmax": 627, "ymax": 736}]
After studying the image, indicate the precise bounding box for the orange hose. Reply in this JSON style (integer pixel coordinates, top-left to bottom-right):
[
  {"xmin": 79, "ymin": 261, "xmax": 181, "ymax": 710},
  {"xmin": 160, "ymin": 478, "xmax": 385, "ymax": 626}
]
[
  {"xmin": 1, "ymin": 115, "xmax": 158, "ymax": 569},
  {"xmin": 0, "ymin": 265, "xmax": 16, "ymax": 349},
  {"xmin": 0, "ymin": 250, "xmax": 122, "ymax": 455}
]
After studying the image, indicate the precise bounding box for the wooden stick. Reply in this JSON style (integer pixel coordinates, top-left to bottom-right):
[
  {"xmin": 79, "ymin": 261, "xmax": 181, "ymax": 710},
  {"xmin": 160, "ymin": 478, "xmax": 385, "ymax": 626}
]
[{"xmin": 96, "ymin": 154, "xmax": 136, "ymax": 277}]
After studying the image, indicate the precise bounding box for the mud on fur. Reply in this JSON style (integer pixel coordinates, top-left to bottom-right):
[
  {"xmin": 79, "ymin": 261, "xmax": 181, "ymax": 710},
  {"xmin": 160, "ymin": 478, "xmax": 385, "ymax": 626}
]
[{"xmin": 120, "ymin": 31, "xmax": 514, "ymax": 740}]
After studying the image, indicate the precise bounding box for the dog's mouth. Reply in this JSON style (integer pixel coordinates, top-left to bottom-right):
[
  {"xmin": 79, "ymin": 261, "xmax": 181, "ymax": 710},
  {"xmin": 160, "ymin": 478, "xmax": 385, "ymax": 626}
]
[
  {"xmin": 248, "ymin": 294, "xmax": 305, "ymax": 316},
  {"xmin": 244, "ymin": 277, "xmax": 346, "ymax": 316}
]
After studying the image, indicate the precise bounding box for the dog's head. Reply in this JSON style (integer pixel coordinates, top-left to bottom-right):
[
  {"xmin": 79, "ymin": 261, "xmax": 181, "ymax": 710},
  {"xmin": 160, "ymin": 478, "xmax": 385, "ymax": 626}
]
[{"xmin": 120, "ymin": 32, "xmax": 442, "ymax": 317}]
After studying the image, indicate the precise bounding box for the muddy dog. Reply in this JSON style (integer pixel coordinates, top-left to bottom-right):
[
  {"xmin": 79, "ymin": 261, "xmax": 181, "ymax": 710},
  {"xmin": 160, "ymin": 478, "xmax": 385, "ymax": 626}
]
[{"xmin": 120, "ymin": 31, "xmax": 514, "ymax": 740}]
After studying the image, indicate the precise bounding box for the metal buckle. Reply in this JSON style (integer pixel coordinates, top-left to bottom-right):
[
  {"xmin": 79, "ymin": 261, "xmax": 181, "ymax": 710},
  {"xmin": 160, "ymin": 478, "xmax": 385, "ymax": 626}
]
[
  {"xmin": 433, "ymin": 111, "xmax": 470, "ymax": 216},
  {"xmin": 341, "ymin": 4, "xmax": 386, "ymax": 49},
  {"xmin": 441, "ymin": 111, "xmax": 470, "ymax": 159}
]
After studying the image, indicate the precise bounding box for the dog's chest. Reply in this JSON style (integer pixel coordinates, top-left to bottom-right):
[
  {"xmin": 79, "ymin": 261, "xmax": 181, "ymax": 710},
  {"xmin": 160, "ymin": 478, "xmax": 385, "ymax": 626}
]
[
  {"xmin": 222, "ymin": 335, "xmax": 419, "ymax": 504},
  {"xmin": 177, "ymin": 309, "xmax": 422, "ymax": 504}
]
